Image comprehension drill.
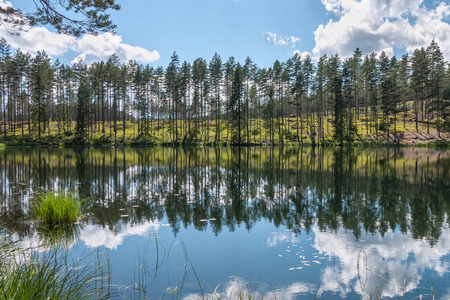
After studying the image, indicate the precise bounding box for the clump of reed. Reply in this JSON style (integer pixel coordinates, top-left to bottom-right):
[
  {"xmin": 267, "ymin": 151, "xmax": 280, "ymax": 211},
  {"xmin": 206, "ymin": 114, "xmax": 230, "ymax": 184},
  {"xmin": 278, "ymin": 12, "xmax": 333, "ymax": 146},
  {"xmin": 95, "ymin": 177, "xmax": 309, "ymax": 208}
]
[
  {"xmin": 34, "ymin": 192, "xmax": 81, "ymax": 226},
  {"xmin": 0, "ymin": 237, "xmax": 111, "ymax": 300}
]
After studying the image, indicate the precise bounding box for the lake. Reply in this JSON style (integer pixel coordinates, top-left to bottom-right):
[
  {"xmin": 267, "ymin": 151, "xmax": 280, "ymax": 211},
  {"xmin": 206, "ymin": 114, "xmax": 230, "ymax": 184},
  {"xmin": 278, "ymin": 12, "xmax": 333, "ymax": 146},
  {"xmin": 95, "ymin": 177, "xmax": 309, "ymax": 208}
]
[{"xmin": 1, "ymin": 147, "xmax": 449, "ymax": 299}]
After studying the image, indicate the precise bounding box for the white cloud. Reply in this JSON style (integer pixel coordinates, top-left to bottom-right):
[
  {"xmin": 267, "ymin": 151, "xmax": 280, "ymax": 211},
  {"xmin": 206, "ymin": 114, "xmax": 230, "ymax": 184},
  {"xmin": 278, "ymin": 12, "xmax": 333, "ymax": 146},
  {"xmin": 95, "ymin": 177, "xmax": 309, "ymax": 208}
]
[
  {"xmin": 312, "ymin": 225, "xmax": 450, "ymax": 298},
  {"xmin": 314, "ymin": 0, "xmax": 450, "ymax": 60},
  {"xmin": 183, "ymin": 277, "xmax": 316, "ymax": 300},
  {"xmin": 71, "ymin": 32, "xmax": 160, "ymax": 64},
  {"xmin": 0, "ymin": 26, "xmax": 76, "ymax": 56},
  {"xmin": 0, "ymin": 1, "xmax": 160, "ymax": 64},
  {"xmin": 293, "ymin": 50, "xmax": 312, "ymax": 59},
  {"xmin": 10, "ymin": 220, "xmax": 161, "ymax": 252},
  {"xmin": 259, "ymin": 222, "xmax": 450, "ymax": 299},
  {"xmin": 264, "ymin": 32, "xmax": 300, "ymax": 48},
  {"xmin": 79, "ymin": 220, "xmax": 161, "ymax": 250}
]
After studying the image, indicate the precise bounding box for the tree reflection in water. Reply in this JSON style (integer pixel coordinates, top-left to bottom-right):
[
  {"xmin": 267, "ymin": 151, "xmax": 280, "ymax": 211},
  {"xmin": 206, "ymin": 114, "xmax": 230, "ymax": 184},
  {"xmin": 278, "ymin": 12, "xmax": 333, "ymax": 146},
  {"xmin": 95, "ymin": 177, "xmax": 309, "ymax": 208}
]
[
  {"xmin": 1, "ymin": 147, "xmax": 449, "ymax": 245},
  {"xmin": 1, "ymin": 147, "xmax": 450, "ymax": 298}
]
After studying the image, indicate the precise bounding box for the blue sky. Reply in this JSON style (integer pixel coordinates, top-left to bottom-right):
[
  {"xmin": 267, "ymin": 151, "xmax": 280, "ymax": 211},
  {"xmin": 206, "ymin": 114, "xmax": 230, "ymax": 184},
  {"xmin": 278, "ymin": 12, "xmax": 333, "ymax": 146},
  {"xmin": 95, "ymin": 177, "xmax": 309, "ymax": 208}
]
[
  {"xmin": 2, "ymin": 0, "xmax": 450, "ymax": 66},
  {"xmin": 106, "ymin": 0, "xmax": 329, "ymax": 66}
]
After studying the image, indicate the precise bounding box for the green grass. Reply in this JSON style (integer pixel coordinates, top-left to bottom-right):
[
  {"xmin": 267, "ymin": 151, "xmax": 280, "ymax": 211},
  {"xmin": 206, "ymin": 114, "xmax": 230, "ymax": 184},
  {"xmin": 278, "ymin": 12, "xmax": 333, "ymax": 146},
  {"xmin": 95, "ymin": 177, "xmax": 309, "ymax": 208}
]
[
  {"xmin": 0, "ymin": 114, "xmax": 448, "ymax": 147},
  {"xmin": 34, "ymin": 192, "xmax": 81, "ymax": 226},
  {"xmin": 0, "ymin": 237, "xmax": 111, "ymax": 300}
]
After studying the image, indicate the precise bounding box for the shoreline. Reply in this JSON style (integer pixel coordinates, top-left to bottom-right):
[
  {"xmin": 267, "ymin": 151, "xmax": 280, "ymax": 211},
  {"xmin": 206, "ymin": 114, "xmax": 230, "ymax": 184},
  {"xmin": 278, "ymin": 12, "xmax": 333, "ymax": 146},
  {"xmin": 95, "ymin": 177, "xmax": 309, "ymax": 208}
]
[{"xmin": 0, "ymin": 139, "xmax": 449, "ymax": 149}]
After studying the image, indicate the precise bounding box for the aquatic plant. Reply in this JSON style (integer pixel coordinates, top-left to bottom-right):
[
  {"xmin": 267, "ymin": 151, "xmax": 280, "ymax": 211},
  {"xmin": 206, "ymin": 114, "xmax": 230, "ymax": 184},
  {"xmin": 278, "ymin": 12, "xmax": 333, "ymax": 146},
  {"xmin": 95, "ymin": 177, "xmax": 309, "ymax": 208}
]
[
  {"xmin": 0, "ymin": 237, "xmax": 111, "ymax": 300},
  {"xmin": 34, "ymin": 192, "xmax": 81, "ymax": 226}
]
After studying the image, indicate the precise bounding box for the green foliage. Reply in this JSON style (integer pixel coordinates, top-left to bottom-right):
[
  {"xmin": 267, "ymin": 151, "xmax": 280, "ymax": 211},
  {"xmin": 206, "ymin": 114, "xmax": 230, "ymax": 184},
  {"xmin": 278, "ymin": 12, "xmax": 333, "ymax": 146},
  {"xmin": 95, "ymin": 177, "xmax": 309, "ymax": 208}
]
[{"xmin": 34, "ymin": 192, "xmax": 81, "ymax": 226}]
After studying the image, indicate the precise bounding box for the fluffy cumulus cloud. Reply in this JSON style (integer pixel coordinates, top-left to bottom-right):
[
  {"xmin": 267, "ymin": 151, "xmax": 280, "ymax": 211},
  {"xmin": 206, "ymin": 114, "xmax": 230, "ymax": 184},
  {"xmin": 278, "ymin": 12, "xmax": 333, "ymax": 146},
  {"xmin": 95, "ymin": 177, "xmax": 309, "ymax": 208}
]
[
  {"xmin": 0, "ymin": 26, "xmax": 76, "ymax": 56},
  {"xmin": 312, "ymin": 225, "xmax": 450, "ymax": 298},
  {"xmin": 10, "ymin": 220, "xmax": 162, "ymax": 252},
  {"xmin": 0, "ymin": 1, "xmax": 159, "ymax": 64},
  {"xmin": 260, "ymin": 223, "xmax": 450, "ymax": 299},
  {"xmin": 79, "ymin": 220, "xmax": 161, "ymax": 250},
  {"xmin": 265, "ymin": 32, "xmax": 300, "ymax": 48},
  {"xmin": 71, "ymin": 33, "xmax": 160, "ymax": 64},
  {"xmin": 293, "ymin": 50, "xmax": 312, "ymax": 59},
  {"xmin": 313, "ymin": 0, "xmax": 450, "ymax": 59}
]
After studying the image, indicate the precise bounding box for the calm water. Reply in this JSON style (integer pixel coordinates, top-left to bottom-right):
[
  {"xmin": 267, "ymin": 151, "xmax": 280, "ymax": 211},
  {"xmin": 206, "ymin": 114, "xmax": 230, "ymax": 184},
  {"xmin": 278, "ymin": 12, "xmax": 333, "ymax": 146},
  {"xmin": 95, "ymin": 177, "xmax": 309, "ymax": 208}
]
[{"xmin": 1, "ymin": 147, "xmax": 450, "ymax": 299}]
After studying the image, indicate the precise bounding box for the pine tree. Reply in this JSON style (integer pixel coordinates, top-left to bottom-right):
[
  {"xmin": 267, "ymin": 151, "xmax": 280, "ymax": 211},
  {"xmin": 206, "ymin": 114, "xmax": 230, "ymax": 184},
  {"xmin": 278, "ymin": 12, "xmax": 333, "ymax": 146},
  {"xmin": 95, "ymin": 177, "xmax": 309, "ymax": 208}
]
[
  {"xmin": 229, "ymin": 63, "xmax": 244, "ymax": 144},
  {"xmin": 272, "ymin": 60, "xmax": 283, "ymax": 144},
  {"xmin": 363, "ymin": 53, "xmax": 379, "ymax": 137},
  {"xmin": 106, "ymin": 53, "xmax": 121, "ymax": 143},
  {"xmin": 411, "ymin": 48, "xmax": 429, "ymax": 133},
  {"xmin": 442, "ymin": 65, "xmax": 450, "ymax": 131},
  {"xmin": 302, "ymin": 54, "xmax": 314, "ymax": 140},
  {"xmin": 209, "ymin": 53, "xmax": 222, "ymax": 143},
  {"xmin": 350, "ymin": 48, "xmax": 362, "ymax": 130},
  {"xmin": 342, "ymin": 59, "xmax": 356, "ymax": 142},
  {"xmin": 166, "ymin": 52, "xmax": 180, "ymax": 143},
  {"xmin": 133, "ymin": 63, "xmax": 148, "ymax": 136},
  {"xmin": 379, "ymin": 51, "xmax": 391, "ymax": 137},
  {"xmin": 315, "ymin": 55, "xmax": 327, "ymax": 145},
  {"xmin": 291, "ymin": 53, "xmax": 305, "ymax": 143},
  {"xmin": 6, "ymin": 49, "xmax": 22, "ymax": 136},
  {"xmin": 191, "ymin": 58, "xmax": 207, "ymax": 142},
  {"xmin": 75, "ymin": 64, "xmax": 91, "ymax": 142},
  {"xmin": 91, "ymin": 61, "xmax": 107, "ymax": 137},
  {"xmin": 30, "ymin": 51, "xmax": 53, "ymax": 140},
  {"xmin": 243, "ymin": 57, "xmax": 255, "ymax": 144},
  {"xmin": 22, "ymin": 0, "xmax": 120, "ymax": 36},
  {"xmin": 388, "ymin": 57, "xmax": 402, "ymax": 141},
  {"xmin": 179, "ymin": 61, "xmax": 191, "ymax": 141},
  {"xmin": 223, "ymin": 57, "xmax": 235, "ymax": 143},
  {"xmin": 427, "ymin": 40, "xmax": 445, "ymax": 137},
  {"xmin": 121, "ymin": 63, "xmax": 131, "ymax": 139},
  {"xmin": 398, "ymin": 54, "xmax": 410, "ymax": 130},
  {"xmin": 262, "ymin": 75, "xmax": 276, "ymax": 144},
  {"xmin": 12, "ymin": 50, "xmax": 29, "ymax": 135},
  {"xmin": 328, "ymin": 55, "xmax": 345, "ymax": 145},
  {"xmin": 0, "ymin": 38, "xmax": 11, "ymax": 136}
]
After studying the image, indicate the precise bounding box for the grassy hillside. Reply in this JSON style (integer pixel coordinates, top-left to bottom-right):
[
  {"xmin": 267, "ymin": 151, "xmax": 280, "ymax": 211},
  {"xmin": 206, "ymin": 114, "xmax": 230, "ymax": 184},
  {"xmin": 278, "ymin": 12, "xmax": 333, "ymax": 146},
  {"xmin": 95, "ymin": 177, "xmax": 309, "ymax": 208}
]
[{"xmin": 0, "ymin": 115, "xmax": 449, "ymax": 147}]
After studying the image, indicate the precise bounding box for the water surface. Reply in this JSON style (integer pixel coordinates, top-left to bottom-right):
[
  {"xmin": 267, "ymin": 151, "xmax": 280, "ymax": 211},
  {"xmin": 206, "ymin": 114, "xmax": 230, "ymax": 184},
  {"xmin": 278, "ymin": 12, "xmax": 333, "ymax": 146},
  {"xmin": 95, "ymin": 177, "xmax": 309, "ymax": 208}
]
[{"xmin": 1, "ymin": 147, "xmax": 450, "ymax": 299}]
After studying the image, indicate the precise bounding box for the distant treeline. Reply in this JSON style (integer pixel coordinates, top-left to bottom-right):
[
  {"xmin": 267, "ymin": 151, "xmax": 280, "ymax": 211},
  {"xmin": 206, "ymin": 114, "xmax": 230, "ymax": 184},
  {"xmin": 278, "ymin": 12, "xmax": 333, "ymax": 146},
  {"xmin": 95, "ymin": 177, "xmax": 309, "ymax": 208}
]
[{"xmin": 0, "ymin": 38, "xmax": 449, "ymax": 145}]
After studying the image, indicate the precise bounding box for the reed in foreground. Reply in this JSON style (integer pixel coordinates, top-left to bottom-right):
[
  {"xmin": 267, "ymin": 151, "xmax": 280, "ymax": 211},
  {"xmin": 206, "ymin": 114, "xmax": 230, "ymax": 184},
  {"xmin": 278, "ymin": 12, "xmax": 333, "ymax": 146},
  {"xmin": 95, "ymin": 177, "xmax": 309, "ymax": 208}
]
[{"xmin": 0, "ymin": 237, "xmax": 112, "ymax": 300}]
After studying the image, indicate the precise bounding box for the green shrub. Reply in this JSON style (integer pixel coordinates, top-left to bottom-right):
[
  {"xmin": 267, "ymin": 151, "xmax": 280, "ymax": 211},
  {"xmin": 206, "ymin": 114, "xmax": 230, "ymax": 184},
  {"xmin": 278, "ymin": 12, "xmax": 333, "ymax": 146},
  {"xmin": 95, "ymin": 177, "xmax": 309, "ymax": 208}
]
[{"xmin": 34, "ymin": 192, "xmax": 81, "ymax": 226}]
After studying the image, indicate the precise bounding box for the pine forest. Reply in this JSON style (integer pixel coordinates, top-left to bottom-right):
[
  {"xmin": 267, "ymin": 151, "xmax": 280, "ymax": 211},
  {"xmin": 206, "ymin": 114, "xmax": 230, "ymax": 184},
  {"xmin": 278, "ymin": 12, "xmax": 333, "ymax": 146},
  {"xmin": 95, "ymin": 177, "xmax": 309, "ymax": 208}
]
[{"xmin": 0, "ymin": 38, "xmax": 449, "ymax": 146}]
